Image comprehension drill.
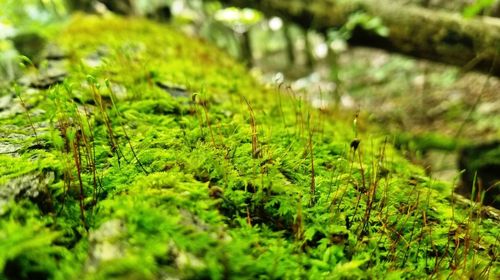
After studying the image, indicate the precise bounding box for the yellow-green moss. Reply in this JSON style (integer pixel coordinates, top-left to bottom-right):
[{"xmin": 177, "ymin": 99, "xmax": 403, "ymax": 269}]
[{"xmin": 0, "ymin": 15, "xmax": 498, "ymax": 279}]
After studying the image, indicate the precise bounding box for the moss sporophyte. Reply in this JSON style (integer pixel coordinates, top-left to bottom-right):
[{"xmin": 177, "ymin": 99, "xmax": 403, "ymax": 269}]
[{"xmin": 0, "ymin": 15, "xmax": 498, "ymax": 279}]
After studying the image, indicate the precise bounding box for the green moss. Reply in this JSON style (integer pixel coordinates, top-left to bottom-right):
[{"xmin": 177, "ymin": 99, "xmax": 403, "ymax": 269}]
[{"xmin": 0, "ymin": 15, "xmax": 498, "ymax": 279}]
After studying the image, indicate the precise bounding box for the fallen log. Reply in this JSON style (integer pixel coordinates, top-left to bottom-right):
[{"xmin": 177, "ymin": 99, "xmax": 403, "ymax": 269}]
[
  {"xmin": 220, "ymin": 0, "xmax": 500, "ymax": 77},
  {"xmin": 404, "ymin": 0, "xmax": 500, "ymax": 17}
]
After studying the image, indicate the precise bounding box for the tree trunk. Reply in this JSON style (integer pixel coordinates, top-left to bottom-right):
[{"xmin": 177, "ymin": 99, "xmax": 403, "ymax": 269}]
[
  {"xmin": 371, "ymin": 0, "xmax": 500, "ymax": 17},
  {"xmin": 219, "ymin": 0, "xmax": 500, "ymax": 77},
  {"xmin": 65, "ymin": 0, "xmax": 135, "ymax": 15},
  {"xmin": 65, "ymin": 0, "xmax": 95, "ymax": 13}
]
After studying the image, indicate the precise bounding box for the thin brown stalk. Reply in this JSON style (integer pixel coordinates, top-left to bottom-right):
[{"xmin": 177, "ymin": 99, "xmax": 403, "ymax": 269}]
[
  {"xmin": 201, "ymin": 101, "xmax": 216, "ymax": 147},
  {"xmin": 15, "ymin": 85, "xmax": 38, "ymax": 139},
  {"xmin": 89, "ymin": 82, "xmax": 127, "ymax": 165},
  {"xmin": 71, "ymin": 134, "xmax": 87, "ymax": 230},
  {"xmin": 243, "ymin": 97, "xmax": 259, "ymax": 158},
  {"xmin": 107, "ymin": 82, "xmax": 149, "ymax": 174},
  {"xmin": 307, "ymin": 112, "xmax": 316, "ymax": 204}
]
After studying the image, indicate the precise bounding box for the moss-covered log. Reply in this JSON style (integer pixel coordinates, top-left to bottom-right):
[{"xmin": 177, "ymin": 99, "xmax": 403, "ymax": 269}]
[
  {"xmin": 220, "ymin": 0, "xmax": 500, "ymax": 76},
  {"xmin": 400, "ymin": 0, "xmax": 500, "ymax": 17},
  {"xmin": 1, "ymin": 15, "xmax": 499, "ymax": 279}
]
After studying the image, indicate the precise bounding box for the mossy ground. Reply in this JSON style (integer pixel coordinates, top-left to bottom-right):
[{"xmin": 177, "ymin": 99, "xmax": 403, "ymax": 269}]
[{"xmin": 0, "ymin": 15, "xmax": 498, "ymax": 279}]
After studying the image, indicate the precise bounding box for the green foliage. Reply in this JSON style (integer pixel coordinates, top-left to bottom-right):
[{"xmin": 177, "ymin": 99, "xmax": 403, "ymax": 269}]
[
  {"xmin": 328, "ymin": 12, "xmax": 389, "ymax": 43},
  {"xmin": 463, "ymin": 0, "xmax": 496, "ymax": 18}
]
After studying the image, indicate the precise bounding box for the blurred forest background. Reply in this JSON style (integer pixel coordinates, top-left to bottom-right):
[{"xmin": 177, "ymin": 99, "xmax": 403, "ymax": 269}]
[{"xmin": 1, "ymin": 0, "xmax": 499, "ymax": 207}]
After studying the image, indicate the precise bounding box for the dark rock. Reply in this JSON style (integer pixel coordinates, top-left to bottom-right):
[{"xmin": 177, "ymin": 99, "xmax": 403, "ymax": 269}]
[
  {"xmin": 0, "ymin": 94, "xmax": 24, "ymax": 119},
  {"xmin": 11, "ymin": 32, "xmax": 47, "ymax": 65},
  {"xmin": 0, "ymin": 172, "xmax": 55, "ymax": 214},
  {"xmin": 100, "ymin": 0, "xmax": 135, "ymax": 15},
  {"xmin": 65, "ymin": 0, "xmax": 95, "ymax": 13},
  {"xmin": 457, "ymin": 141, "xmax": 500, "ymax": 208},
  {"xmin": 44, "ymin": 44, "xmax": 68, "ymax": 60},
  {"xmin": 18, "ymin": 60, "xmax": 68, "ymax": 90},
  {"xmin": 0, "ymin": 142, "xmax": 22, "ymax": 155},
  {"xmin": 146, "ymin": 5, "xmax": 172, "ymax": 22},
  {"xmin": 155, "ymin": 81, "xmax": 189, "ymax": 98},
  {"xmin": 27, "ymin": 71, "xmax": 66, "ymax": 89}
]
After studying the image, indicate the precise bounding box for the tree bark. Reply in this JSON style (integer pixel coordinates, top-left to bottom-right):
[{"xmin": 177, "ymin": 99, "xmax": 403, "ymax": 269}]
[
  {"xmin": 219, "ymin": 0, "xmax": 500, "ymax": 77},
  {"xmin": 65, "ymin": 0, "xmax": 95, "ymax": 13},
  {"xmin": 65, "ymin": 0, "xmax": 135, "ymax": 15}
]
